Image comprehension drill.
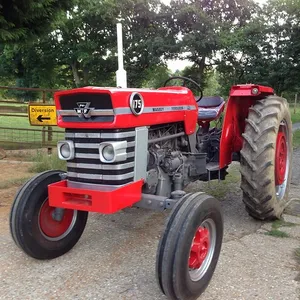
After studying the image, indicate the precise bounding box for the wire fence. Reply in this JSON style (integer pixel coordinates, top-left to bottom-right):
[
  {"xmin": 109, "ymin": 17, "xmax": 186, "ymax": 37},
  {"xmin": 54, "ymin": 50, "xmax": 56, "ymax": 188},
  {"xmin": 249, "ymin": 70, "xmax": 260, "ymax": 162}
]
[
  {"xmin": 0, "ymin": 126, "xmax": 64, "ymax": 149},
  {"xmin": 0, "ymin": 86, "xmax": 63, "ymax": 152}
]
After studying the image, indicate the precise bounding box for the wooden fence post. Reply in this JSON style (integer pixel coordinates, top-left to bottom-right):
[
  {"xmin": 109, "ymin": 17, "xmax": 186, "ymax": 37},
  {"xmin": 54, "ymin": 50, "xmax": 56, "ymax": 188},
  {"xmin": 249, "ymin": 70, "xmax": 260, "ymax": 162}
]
[
  {"xmin": 47, "ymin": 126, "xmax": 53, "ymax": 155},
  {"xmin": 294, "ymin": 93, "xmax": 298, "ymax": 114},
  {"xmin": 42, "ymin": 91, "xmax": 46, "ymax": 147}
]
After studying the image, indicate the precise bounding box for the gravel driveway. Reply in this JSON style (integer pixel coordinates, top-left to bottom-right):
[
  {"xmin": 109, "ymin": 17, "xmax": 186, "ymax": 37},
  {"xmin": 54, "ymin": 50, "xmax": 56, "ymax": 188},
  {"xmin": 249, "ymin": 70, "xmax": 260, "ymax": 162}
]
[{"xmin": 0, "ymin": 152, "xmax": 300, "ymax": 300}]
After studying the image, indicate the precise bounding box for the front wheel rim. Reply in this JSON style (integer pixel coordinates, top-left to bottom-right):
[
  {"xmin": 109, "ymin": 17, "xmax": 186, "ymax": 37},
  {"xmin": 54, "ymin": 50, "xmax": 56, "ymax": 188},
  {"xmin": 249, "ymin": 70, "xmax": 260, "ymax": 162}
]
[
  {"xmin": 275, "ymin": 120, "xmax": 290, "ymax": 201},
  {"xmin": 188, "ymin": 218, "xmax": 216, "ymax": 281},
  {"xmin": 38, "ymin": 199, "xmax": 77, "ymax": 241}
]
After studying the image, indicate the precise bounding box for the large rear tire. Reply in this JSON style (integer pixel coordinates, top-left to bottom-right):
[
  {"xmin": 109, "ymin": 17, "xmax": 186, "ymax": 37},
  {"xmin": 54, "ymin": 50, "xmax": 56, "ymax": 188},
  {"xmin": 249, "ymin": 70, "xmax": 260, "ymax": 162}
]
[
  {"xmin": 240, "ymin": 96, "xmax": 293, "ymax": 220},
  {"xmin": 10, "ymin": 170, "xmax": 88, "ymax": 259},
  {"xmin": 156, "ymin": 192, "xmax": 223, "ymax": 300}
]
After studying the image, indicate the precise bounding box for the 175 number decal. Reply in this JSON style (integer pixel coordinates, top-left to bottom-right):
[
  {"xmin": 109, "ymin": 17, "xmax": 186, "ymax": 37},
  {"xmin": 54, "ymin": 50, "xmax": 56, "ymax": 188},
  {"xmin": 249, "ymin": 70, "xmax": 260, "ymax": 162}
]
[{"xmin": 129, "ymin": 93, "xmax": 144, "ymax": 115}]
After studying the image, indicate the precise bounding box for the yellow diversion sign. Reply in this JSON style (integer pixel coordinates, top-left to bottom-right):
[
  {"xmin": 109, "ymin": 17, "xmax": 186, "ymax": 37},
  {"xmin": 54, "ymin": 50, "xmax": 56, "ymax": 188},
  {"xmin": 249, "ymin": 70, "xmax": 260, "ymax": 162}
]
[{"xmin": 28, "ymin": 103, "xmax": 57, "ymax": 126}]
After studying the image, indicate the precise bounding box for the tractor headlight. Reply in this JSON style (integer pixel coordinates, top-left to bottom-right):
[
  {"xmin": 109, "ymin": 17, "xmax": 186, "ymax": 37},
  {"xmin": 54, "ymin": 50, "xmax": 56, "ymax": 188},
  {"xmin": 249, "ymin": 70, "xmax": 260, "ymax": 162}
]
[
  {"xmin": 57, "ymin": 141, "xmax": 75, "ymax": 160},
  {"xmin": 102, "ymin": 145, "xmax": 115, "ymax": 161},
  {"xmin": 99, "ymin": 141, "xmax": 127, "ymax": 163}
]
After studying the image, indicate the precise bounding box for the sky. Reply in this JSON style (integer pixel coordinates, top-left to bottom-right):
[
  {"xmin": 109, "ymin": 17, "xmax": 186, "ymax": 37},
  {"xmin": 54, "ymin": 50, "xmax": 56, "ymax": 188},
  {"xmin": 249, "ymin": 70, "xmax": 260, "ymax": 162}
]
[{"xmin": 162, "ymin": 0, "xmax": 268, "ymax": 72}]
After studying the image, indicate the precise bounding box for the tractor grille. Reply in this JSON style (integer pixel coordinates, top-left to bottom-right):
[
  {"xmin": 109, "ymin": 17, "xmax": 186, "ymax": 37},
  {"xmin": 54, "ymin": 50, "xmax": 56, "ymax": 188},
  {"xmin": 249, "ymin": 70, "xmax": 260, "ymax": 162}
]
[
  {"xmin": 65, "ymin": 128, "xmax": 135, "ymax": 188},
  {"xmin": 57, "ymin": 93, "xmax": 114, "ymax": 123}
]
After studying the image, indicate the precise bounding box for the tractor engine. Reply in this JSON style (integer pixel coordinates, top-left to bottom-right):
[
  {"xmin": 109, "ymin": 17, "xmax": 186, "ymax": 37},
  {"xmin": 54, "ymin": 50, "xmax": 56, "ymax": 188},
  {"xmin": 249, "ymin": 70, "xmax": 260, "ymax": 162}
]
[{"xmin": 143, "ymin": 123, "xmax": 206, "ymax": 197}]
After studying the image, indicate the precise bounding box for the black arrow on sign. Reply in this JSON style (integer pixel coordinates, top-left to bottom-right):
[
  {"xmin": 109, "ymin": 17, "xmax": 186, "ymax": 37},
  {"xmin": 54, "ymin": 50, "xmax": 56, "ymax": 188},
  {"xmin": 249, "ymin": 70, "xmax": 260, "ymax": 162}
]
[{"xmin": 37, "ymin": 115, "xmax": 51, "ymax": 122}]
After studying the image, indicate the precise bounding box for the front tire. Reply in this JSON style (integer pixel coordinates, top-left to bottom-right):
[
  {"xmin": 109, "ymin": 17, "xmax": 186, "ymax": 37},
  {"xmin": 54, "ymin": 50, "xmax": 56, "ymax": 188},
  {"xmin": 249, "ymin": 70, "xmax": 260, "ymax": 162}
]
[
  {"xmin": 10, "ymin": 170, "xmax": 88, "ymax": 259},
  {"xmin": 240, "ymin": 96, "xmax": 293, "ymax": 220},
  {"xmin": 156, "ymin": 192, "xmax": 223, "ymax": 300}
]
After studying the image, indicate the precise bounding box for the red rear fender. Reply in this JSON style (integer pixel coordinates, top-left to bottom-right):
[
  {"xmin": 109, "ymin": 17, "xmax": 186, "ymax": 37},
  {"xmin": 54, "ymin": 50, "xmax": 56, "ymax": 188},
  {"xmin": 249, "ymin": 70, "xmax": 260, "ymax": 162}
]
[{"xmin": 219, "ymin": 84, "xmax": 274, "ymax": 168}]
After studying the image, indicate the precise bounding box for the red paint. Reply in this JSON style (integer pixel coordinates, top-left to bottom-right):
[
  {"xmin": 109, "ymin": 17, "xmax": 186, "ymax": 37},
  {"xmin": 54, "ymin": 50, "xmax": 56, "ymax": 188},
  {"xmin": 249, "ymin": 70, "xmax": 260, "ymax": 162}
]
[
  {"xmin": 54, "ymin": 86, "xmax": 198, "ymax": 135},
  {"xmin": 39, "ymin": 199, "xmax": 74, "ymax": 238},
  {"xmin": 219, "ymin": 84, "xmax": 274, "ymax": 168},
  {"xmin": 189, "ymin": 227, "xmax": 210, "ymax": 269},
  {"xmin": 48, "ymin": 180, "xmax": 143, "ymax": 214},
  {"xmin": 230, "ymin": 84, "xmax": 274, "ymax": 96},
  {"xmin": 275, "ymin": 127, "xmax": 287, "ymax": 185}
]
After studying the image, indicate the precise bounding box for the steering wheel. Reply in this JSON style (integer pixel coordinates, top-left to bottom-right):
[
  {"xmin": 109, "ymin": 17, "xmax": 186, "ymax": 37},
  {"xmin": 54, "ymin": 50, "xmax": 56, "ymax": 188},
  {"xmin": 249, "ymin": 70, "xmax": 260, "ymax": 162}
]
[{"xmin": 163, "ymin": 76, "xmax": 203, "ymax": 102}]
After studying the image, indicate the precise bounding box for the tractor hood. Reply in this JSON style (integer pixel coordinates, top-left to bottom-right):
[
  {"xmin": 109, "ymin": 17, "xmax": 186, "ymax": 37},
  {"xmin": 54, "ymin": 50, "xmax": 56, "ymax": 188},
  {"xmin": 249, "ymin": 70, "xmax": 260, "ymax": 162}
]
[{"xmin": 54, "ymin": 86, "xmax": 198, "ymax": 134}]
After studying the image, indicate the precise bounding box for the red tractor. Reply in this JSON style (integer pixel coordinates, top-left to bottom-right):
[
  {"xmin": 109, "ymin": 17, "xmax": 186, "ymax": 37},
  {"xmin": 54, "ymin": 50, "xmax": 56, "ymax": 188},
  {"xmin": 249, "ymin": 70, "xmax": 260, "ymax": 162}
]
[{"xmin": 10, "ymin": 77, "xmax": 292, "ymax": 300}]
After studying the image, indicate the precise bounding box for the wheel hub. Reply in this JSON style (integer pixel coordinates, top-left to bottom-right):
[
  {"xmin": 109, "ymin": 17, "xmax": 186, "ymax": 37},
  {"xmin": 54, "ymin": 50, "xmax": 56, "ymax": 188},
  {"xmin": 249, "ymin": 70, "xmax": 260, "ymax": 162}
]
[
  {"xmin": 39, "ymin": 200, "xmax": 74, "ymax": 239},
  {"xmin": 189, "ymin": 227, "xmax": 210, "ymax": 269},
  {"xmin": 275, "ymin": 128, "xmax": 287, "ymax": 186}
]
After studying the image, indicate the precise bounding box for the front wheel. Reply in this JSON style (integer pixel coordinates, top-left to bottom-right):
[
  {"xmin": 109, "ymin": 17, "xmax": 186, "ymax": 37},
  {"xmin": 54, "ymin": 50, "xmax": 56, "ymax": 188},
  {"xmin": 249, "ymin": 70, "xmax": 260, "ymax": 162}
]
[
  {"xmin": 10, "ymin": 170, "xmax": 88, "ymax": 259},
  {"xmin": 156, "ymin": 192, "xmax": 223, "ymax": 300}
]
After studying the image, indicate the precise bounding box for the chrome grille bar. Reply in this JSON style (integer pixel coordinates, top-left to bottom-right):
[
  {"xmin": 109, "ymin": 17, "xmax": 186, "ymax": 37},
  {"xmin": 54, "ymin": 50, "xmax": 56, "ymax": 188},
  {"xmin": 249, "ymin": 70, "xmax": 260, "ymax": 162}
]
[
  {"xmin": 67, "ymin": 161, "xmax": 134, "ymax": 170},
  {"xmin": 74, "ymin": 141, "xmax": 135, "ymax": 149},
  {"xmin": 65, "ymin": 131, "xmax": 136, "ymax": 139},
  {"xmin": 74, "ymin": 152, "xmax": 135, "ymax": 159},
  {"xmin": 57, "ymin": 109, "xmax": 114, "ymax": 116},
  {"xmin": 67, "ymin": 172, "xmax": 134, "ymax": 180}
]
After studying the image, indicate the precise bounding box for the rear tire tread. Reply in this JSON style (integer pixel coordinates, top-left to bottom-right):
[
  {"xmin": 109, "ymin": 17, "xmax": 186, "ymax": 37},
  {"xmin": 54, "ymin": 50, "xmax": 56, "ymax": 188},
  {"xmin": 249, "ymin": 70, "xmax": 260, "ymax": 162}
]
[{"xmin": 240, "ymin": 95, "xmax": 292, "ymax": 220}]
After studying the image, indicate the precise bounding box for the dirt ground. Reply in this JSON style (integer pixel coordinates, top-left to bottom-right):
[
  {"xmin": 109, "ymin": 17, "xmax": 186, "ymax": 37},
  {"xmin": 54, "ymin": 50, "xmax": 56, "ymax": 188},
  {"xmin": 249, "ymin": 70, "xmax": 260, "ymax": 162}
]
[
  {"xmin": 0, "ymin": 161, "xmax": 33, "ymax": 182},
  {"xmin": 0, "ymin": 150, "xmax": 300, "ymax": 300}
]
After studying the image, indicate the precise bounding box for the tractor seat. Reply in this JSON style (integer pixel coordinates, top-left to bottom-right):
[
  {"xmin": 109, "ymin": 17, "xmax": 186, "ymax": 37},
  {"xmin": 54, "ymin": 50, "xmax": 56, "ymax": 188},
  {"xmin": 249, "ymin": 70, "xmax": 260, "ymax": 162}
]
[
  {"xmin": 196, "ymin": 96, "xmax": 224, "ymax": 108},
  {"xmin": 196, "ymin": 96, "xmax": 225, "ymax": 121}
]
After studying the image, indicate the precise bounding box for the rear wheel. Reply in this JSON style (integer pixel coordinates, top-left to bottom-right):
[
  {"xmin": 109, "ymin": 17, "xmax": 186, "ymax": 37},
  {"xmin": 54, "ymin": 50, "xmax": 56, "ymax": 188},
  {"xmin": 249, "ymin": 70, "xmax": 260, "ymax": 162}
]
[
  {"xmin": 240, "ymin": 96, "xmax": 293, "ymax": 220},
  {"xmin": 156, "ymin": 192, "xmax": 223, "ymax": 300},
  {"xmin": 10, "ymin": 170, "xmax": 88, "ymax": 259}
]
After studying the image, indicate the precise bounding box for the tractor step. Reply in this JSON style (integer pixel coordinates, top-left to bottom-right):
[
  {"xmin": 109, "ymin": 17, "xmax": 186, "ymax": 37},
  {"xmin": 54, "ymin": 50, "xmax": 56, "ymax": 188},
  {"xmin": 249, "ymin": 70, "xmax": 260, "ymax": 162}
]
[
  {"xmin": 206, "ymin": 162, "xmax": 220, "ymax": 172},
  {"xmin": 206, "ymin": 162, "xmax": 222, "ymax": 183}
]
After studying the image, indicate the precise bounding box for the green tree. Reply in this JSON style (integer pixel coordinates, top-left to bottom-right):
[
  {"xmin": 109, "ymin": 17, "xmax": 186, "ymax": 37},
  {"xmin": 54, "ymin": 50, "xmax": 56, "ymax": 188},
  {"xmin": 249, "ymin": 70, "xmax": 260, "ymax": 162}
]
[
  {"xmin": 163, "ymin": 0, "xmax": 258, "ymax": 85},
  {"xmin": 141, "ymin": 64, "xmax": 171, "ymax": 88},
  {"xmin": 216, "ymin": 18, "xmax": 267, "ymax": 94},
  {"xmin": 0, "ymin": 0, "xmax": 73, "ymax": 42},
  {"xmin": 217, "ymin": 0, "xmax": 300, "ymax": 95},
  {"xmin": 48, "ymin": 0, "xmax": 119, "ymax": 87},
  {"xmin": 119, "ymin": 0, "xmax": 172, "ymax": 87},
  {"xmin": 42, "ymin": 0, "xmax": 169, "ymax": 88}
]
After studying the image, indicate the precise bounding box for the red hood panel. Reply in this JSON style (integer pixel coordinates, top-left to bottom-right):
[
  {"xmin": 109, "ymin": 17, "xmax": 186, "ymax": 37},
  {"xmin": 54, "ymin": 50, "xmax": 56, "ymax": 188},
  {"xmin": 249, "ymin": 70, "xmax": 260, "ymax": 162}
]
[{"xmin": 54, "ymin": 86, "xmax": 198, "ymax": 135}]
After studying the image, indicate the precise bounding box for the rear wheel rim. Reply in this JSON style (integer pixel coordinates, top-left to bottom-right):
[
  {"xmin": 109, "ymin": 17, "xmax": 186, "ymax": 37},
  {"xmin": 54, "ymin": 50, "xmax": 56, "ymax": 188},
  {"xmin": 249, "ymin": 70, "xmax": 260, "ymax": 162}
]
[
  {"xmin": 275, "ymin": 120, "xmax": 289, "ymax": 200},
  {"xmin": 38, "ymin": 199, "xmax": 77, "ymax": 241},
  {"xmin": 188, "ymin": 218, "xmax": 216, "ymax": 281}
]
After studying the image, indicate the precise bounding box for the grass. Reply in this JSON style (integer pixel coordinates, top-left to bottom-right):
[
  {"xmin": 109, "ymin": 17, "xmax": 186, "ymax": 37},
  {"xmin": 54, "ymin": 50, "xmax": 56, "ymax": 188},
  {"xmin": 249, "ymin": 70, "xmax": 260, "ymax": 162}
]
[
  {"xmin": 293, "ymin": 130, "xmax": 300, "ymax": 147},
  {"xmin": 290, "ymin": 107, "xmax": 300, "ymax": 124},
  {"xmin": 271, "ymin": 219, "xmax": 296, "ymax": 229},
  {"xmin": 29, "ymin": 151, "xmax": 66, "ymax": 173},
  {"xmin": 0, "ymin": 151, "xmax": 66, "ymax": 189},
  {"xmin": 0, "ymin": 115, "xmax": 31, "ymax": 128},
  {"xmin": 265, "ymin": 219, "xmax": 296, "ymax": 238},
  {"xmin": 201, "ymin": 163, "xmax": 240, "ymax": 199},
  {"xmin": 0, "ymin": 177, "xmax": 32, "ymax": 189},
  {"xmin": 266, "ymin": 229, "xmax": 289, "ymax": 238}
]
